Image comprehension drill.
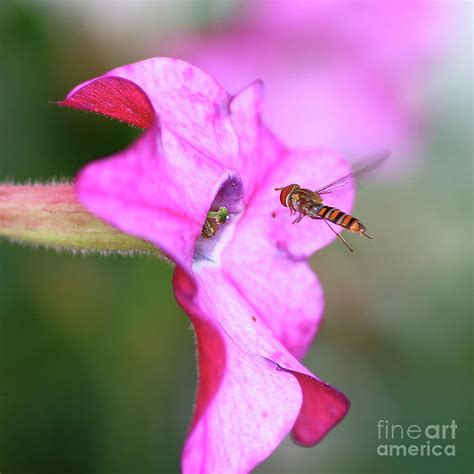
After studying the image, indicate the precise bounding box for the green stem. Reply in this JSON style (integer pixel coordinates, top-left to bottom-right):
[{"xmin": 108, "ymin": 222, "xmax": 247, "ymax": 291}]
[{"xmin": 0, "ymin": 183, "xmax": 162, "ymax": 257}]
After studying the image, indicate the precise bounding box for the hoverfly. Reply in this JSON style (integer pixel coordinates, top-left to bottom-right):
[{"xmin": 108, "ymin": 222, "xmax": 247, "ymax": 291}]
[{"xmin": 275, "ymin": 150, "xmax": 389, "ymax": 252}]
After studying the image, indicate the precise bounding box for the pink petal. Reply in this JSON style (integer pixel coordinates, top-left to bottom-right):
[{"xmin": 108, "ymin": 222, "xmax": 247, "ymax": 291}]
[
  {"xmin": 63, "ymin": 58, "xmax": 239, "ymax": 165},
  {"xmin": 249, "ymin": 0, "xmax": 448, "ymax": 71},
  {"xmin": 62, "ymin": 61, "xmax": 284, "ymax": 263},
  {"xmin": 228, "ymin": 80, "xmax": 276, "ymax": 199},
  {"xmin": 171, "ymin": 32, "xmax": 409, "ymax": 156},
  {"xmin": 75, "ymin": 128, "xmax": 232, "ymax": 269},
  {"xmin": 64, "ymin": 59, "xmax": 266, "ymax": 269},
  {"xmin": 222, "ymin": 235, "xmax": 323, "ymax": 360},
  {"xmin": 168, "ymin": 0, "xmax": 450, "ymax": 160},
  {"xmin": 174, "ymin": 267, "xmax": 348, "ymax": 473}
]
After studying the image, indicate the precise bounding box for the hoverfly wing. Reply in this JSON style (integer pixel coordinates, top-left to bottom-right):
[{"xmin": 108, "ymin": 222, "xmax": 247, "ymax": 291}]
[{"xmin": 315, "ymin": 149, "xmax": 390, "ymax": 196}]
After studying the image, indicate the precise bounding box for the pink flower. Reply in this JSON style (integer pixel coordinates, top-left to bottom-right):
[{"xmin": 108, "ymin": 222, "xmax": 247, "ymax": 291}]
[
  {"xmin": 60, "ymin": 58, "xmax": 352, "ymax": 473},
  {"xmin": 167, "ymin": 0, "xmax": 450, "ymax": 165}
]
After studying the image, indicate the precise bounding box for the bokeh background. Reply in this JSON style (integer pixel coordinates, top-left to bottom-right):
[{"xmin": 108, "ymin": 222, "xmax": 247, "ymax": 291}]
[{"xmin": 0, "ymin": 1, "xmax": 472, "ymax": 473}]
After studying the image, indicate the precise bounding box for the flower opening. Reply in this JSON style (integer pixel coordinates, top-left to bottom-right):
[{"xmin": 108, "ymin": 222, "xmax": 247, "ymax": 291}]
[{"xmin": 195, "ymin": 175, "xmax": 244, "ymax": 265}]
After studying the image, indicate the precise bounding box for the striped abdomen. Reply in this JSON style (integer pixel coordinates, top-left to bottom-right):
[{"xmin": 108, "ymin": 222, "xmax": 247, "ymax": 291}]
[{"xmin": 313, "ymin": 205, "xmax": 367, "ymax": 234}]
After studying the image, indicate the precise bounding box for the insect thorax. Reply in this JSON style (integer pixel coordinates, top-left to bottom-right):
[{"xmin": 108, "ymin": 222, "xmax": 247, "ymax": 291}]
[{"xmin": 290, "ymin": 189, "xmax": 323, "ymax": 217}]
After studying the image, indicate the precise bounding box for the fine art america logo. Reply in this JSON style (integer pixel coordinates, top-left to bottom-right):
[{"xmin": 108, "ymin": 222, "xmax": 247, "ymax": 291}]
[{"xmin": 377, "ymin": 420, "xmax": 457, "ymax": 457}]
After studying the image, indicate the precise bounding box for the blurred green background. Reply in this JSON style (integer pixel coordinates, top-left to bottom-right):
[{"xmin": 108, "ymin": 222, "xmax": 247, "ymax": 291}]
[{"xmin": 0, "ymin": 1, "xmax": 471, "ymax": 473}]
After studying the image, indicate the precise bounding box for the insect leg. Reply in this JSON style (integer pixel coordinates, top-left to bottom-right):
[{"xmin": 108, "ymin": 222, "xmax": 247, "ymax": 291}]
[
  {"xmin": 292, "ymin": 213, "xmax": 306, "ymax": 224},
  {"xmin": 323, "ymin": 219, "xmax": 354, "ymax": 253}
]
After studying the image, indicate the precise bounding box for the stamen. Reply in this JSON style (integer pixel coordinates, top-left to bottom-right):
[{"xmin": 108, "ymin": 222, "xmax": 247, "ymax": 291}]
[
  {"xmin": 201, "ymin": 207, "xmax": 230, "ymax": 239},
  {"xmin": 207, "ymin": 207, "xmax": 230, "ymax": 225}
]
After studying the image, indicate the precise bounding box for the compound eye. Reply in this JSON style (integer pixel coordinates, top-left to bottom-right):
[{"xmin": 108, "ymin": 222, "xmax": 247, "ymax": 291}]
[{"xmin": 279, "ymin": 184, "xmax": 299, "ymax": 207}]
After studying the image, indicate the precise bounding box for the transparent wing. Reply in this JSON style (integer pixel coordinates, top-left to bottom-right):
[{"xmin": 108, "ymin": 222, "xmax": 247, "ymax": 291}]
[{"xmin": 315, "ymin": 149, "xmax": 390, "ymax": 196}]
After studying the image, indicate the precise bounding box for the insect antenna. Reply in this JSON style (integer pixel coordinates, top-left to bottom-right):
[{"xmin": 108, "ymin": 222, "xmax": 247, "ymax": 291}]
[
  {"xmin": 323, "ymin": 219, "xmax": 354, "ymax": 253},
  {"xmin": 363, "ymin": 233, "xmax": 373, "ymax": 240}
]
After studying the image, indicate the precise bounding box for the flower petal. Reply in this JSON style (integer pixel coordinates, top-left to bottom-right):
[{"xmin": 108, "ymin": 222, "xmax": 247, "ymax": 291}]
[
  {"xmin": 173, "ymin": 32, "xmax": 408, "ymax": 154},
  {"xmin": 75, "ymin": 128, "xmax": 236, "ymax": 269},
  {"xmin": 222, "ymin": 236, "xmax": 323, "ymax": 359},
  {"xmin": 64, "ymin": 59, "xmax": 267, "ymax": 269},
  {"xmin": 228, "ymin": 80, "xmax": 279, "ymax": 200},
  {"xmin": 168, "ymin": 0, "xmax": 450, "ymax": 161},
  {"xmin": 58, "ymin": 76, "xmax": 155, "ymax": 129},
  {"xmin": 174, "ymin": 267, "xmax": 349, "ymax": 473},
  {"xmin": 62, "ymin": 58, "xmax": 239, "ymax": 166},
  {"xmin": 289, "ymin": 372, "xmax": 349, "ymax": 446},
  {"xmin": 61, "ymin": 59, "xmax": 287, "ymax": 268}
]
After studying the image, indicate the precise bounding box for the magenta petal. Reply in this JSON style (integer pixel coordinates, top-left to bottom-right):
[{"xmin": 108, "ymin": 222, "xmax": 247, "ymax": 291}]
[
  {"xmin": 174, "ymin": 267, "xmax": 348, "ymax": 473},
  {"xmin": 64, "ymin": 58, "xmax": 239, "ymax": 165},
  {"xmin": 58, "ymin": 76, "xmax": 155, "ymax": 129},
  {"xmin": 64, "ymin": 60, "xmax": 282, "ymax": 261},
  {"xmin": 176, "ymin": 34, "xmax": 409, "ymax": 154},
  {"xmin": 223, "ymin": 238, "xmax": 323, "ymax": 359},
  {"xmin": 67, "ymin": 59, "xmax": 255, "ymax": 269},
  {"xmin": 289, "ymin": 372, "xmax": 349, "ymax": 446},
  {"xmin": 76, "ymin": 129, "xmax": 232, "ymax": 269},
  {"xmin": 169, "ymin": 0, "xmax": 450, "ymax": 160},
  {"xmin": 228, "ymin": 80, "xmax": 274, "ymax": 199}
]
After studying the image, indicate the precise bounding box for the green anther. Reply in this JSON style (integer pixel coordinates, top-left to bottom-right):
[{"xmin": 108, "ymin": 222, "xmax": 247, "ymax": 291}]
[{"xmin": 207, "ymin": 207, "xmax": 229, "ymax": 224}]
